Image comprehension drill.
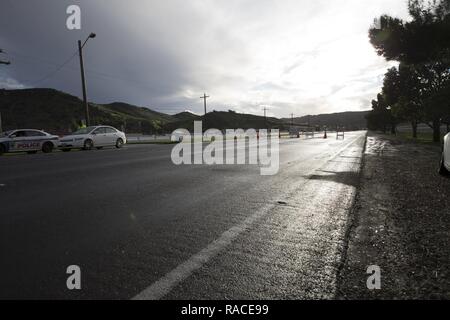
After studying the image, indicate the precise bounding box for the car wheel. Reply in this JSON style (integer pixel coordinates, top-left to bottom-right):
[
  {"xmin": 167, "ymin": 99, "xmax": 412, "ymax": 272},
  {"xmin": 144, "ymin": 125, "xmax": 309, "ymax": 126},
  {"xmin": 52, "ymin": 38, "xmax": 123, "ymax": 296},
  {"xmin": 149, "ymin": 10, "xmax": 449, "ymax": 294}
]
[
  {"xmin": 115, "ymin": 138, "xmax": 124, "ymax": 149},
  {"xmin": 62, "ymin": 148, "xmax": 72, "ymax": 152},
  {"xmin": 0, "ymin": 144, "xmax": 5, "ymax": 155},
  {"xmin": 439, "ymin": 152, "xmax": 449, "ymax": 176},
  {"xmin": 42, "ymin": 142, "xmax": 54, "ymax": 153},
  {"xmin": 83, "ymin": 139, "xmax": 94, "ymax": 151},
  {"xmin": 27, "ymin": 151, "xmax": 38, "ymax": 154}
]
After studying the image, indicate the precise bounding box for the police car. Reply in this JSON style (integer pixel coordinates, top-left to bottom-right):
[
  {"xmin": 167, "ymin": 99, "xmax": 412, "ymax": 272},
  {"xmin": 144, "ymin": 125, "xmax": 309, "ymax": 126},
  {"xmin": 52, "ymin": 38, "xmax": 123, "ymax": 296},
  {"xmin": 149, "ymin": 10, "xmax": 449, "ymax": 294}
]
[
  {"xmin": 59, "ymin": 125, "xmax": 127, "ymax": 151},
  {"xmin": 0, "ymin": 129, "xmax": 60, "ymax": 155}
]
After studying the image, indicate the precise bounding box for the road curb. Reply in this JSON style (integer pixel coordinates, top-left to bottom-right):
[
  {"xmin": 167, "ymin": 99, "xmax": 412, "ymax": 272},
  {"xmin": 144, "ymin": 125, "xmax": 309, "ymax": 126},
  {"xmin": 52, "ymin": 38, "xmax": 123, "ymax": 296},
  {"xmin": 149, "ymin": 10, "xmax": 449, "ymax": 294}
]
[{"xmin": 334, "ymin": 131, "xmax": 368, "ymax": 299}]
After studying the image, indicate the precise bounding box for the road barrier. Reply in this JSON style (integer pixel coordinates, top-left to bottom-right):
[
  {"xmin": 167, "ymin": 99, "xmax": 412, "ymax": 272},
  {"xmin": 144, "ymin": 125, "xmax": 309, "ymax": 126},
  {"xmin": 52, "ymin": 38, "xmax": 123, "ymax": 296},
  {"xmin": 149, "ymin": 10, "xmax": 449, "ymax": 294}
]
[
  {"xmin": 336, "ymin": 127, "xmax": 345, "ymax": 140},
  {"xmin": 126, "ymin": 134, "xmax": 171, "ymax": 143}
]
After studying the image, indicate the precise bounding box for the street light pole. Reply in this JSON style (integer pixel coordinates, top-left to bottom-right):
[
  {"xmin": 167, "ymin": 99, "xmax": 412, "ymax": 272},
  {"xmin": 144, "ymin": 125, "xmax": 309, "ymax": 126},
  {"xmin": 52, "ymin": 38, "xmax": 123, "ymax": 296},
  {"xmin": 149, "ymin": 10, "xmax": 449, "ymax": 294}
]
[
  {"xmin": 78, "ymin": 33, "xmax": 96, "ymax": 127},
  {"xmin": 78, "ymin": 40, "xmax": 89, "ymax": 127},
  {"xmin": 1, "ymin": 49, "xmax": 9, "ymax": 131}
]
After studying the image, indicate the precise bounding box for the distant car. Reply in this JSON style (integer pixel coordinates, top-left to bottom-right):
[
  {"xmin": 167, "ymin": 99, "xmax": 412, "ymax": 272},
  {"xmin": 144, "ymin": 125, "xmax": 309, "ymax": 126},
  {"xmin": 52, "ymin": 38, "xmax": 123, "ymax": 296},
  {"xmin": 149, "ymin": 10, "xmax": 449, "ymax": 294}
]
[
  {"xmin": 59, "ymin": 126, "xmax": 127, "ymax": 152},
  {"xmin": 0, "ymin": 129, "xmax": 59, "ymax": 155},
  {"xmin": 439, "ymin": 132, "xmax": 450, "ymax": 176}
]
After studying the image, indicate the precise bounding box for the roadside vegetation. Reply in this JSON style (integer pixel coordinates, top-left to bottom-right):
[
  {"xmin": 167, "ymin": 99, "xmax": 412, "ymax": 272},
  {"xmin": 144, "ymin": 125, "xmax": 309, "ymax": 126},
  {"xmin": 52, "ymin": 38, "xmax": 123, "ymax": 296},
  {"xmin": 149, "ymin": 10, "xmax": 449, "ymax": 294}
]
[
  {"xmin": 366, "ymin": 0, "xmax": 450, "ymax": 142},
  {"xmin": 396, "ymin": 131, "xmax": 446, "ymax": 144}
]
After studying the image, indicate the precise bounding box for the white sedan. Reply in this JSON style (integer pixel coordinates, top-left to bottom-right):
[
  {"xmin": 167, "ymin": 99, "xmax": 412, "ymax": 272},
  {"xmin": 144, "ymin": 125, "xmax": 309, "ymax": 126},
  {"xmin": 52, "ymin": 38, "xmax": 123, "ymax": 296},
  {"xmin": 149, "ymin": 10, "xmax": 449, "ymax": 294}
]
[
  {"xmin": 439, "ymin": 132, "xmax": 450, "ymax": 176},
  {"xmin": 59, "ymin": 126, "xmax": 127, "ymax": 152},
  {"xmin": 0, "ymin": 129, "xmax": 59, "ymax": 155}
]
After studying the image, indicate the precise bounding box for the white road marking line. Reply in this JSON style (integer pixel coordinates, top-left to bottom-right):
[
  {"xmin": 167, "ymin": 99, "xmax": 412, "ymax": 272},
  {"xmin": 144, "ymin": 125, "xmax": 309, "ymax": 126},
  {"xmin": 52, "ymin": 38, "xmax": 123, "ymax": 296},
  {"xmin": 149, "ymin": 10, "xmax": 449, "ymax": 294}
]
[
  {"xmin": 133, "ymin": 203, "xmax": 275, "ymax": 300},
  {"xmin": 132, "ymin": 132, "xmax": 367, "ymax": 300},
  {"xmin": 0, "ymin": 184, "xmax": 5, "ymax": 187}
]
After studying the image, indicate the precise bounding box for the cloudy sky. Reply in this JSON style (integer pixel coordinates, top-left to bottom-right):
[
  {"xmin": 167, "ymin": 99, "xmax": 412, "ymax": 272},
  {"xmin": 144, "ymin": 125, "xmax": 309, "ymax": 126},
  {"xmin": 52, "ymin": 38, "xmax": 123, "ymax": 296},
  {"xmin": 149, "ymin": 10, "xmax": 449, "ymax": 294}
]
[{"xmin": 0, "ymin": 0, "xmax": 410, "ymax": 117}]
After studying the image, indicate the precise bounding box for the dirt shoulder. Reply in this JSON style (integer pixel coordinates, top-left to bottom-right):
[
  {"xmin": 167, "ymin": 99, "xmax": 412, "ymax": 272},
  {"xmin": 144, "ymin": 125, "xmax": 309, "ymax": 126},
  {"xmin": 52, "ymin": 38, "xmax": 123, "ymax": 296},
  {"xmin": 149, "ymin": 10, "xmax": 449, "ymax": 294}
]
[{"xmin": 337, "ymin": 132, "xmax": 450, "ymax": 299}]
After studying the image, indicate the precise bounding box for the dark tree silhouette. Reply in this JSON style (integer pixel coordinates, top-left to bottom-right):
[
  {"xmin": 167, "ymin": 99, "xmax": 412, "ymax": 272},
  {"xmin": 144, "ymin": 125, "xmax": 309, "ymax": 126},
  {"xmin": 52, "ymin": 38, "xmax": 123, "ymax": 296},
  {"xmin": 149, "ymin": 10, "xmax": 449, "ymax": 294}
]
[
  {"xmin": 370, "ymin": 0, "xmax": 450, "ymax": 64},
  {"xmin": 368, "ymin": 0, "xmax": 450, "ymax": 142},
  {"xmin": 383, "ymin": 65, "xmax": 424, "ymax": 138},
  {"xmin": 367, "ymin": 93, "xmax": 397, "ymax": 133}
]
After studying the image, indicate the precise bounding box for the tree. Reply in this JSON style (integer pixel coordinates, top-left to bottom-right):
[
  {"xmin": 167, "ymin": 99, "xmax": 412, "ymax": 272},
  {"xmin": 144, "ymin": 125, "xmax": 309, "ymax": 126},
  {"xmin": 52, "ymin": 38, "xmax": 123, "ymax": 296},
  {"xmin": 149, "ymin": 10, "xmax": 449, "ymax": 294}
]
[
  {"xmin": 383, "ymin": 65, "xmax": 424, "ymax": 138},
  {"xmin": 367, "ymin": 93, "xmax": 397, "ymax": 133},
  {"xmin": 369, "ymin": 0, "xmax": 450, "ymax": 142},
  {"xmin": 370, "ymin": 0, "xmax": 450, "ymax": 65},
  {"xmin": 418, "ymin": 60, "xmax": 450, "ymax": 141}
]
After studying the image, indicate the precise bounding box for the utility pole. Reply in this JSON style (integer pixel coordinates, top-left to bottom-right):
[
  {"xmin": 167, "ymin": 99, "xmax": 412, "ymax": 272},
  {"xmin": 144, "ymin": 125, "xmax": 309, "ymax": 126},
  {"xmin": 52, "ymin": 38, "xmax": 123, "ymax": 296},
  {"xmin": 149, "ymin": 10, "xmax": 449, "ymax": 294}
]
[
  {"xmin": 200, "ymin": 93, "xmax": 210, "ymax": 131},
  {"xmin": 263, "ymin": 106, "xmax": 267, "ymax": 120},
  {"xmin": 200, "ymin": 93, "xmax": 210, "ymax": 116},
  {"xmin": 78, "ymin": 33, "xmax": 96, "ymax": 127},
  {"xmin": 0, "ymin": 112, "xmax": 3, "ymax": 133},
  {"xmin": 291, "ymin": 113, "xmax": 294, "ymax": 126}
]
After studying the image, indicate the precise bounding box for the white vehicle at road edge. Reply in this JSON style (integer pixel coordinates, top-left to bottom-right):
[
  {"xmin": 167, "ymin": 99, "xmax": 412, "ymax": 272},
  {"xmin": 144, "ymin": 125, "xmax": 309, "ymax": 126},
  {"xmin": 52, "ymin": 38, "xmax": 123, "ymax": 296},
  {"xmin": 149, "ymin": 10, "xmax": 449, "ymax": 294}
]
[
  {"xmin": 0, "ymin": 129, "xmax": 59, "ymax": 155},
  {"xmin": 440, "ymin": 132, "xmax": 450, "ymax": 176},
  {"xmin": 59, "ymin": 126, "xmax": 127, "ymax": 152}
]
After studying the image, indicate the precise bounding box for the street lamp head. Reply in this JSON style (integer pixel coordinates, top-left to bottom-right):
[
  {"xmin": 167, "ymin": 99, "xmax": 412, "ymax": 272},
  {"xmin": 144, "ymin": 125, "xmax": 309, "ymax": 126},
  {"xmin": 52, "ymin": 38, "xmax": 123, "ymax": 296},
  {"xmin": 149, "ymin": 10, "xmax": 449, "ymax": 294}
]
[{"xmin": 89, "ymin": 33, "xmax": 97, "ymax": 39}]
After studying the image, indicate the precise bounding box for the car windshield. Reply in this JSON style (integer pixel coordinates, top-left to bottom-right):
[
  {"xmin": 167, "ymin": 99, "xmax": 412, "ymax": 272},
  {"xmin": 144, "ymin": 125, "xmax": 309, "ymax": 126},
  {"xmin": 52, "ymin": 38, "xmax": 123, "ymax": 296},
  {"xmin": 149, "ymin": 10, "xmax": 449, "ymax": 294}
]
[{"xmin": 70, "ymin": 127, "xmax": 97, "ymax": 135}]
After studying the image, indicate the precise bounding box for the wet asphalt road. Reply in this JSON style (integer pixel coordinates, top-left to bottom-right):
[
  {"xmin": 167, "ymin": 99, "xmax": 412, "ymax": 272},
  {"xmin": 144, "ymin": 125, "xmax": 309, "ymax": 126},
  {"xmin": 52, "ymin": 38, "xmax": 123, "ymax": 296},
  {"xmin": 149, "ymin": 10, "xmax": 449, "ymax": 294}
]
[{"xmin": 0, "ymin": 131, "xmax": 366, "ymax": 299}]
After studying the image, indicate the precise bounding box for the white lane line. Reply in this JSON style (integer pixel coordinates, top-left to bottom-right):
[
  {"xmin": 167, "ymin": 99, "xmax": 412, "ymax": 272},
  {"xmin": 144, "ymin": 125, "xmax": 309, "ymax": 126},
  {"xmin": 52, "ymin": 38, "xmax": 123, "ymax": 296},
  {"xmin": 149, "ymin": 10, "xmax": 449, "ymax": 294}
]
[
  {"xmin": 0, "ymin": 184, "xmax": 5, "ymax": 187},
  {"xmin": 132, "ymin": 203, "xmax": 275, "ymax": 300},
  {"xmin": 132, "ymin": 132, "xmax": 367, "ymax": 300}
]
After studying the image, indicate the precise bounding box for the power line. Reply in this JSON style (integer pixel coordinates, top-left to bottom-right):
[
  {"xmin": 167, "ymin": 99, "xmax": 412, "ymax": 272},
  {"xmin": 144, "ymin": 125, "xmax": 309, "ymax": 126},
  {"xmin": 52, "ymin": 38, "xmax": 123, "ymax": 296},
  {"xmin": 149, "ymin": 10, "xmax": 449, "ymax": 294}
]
[
  {"xmin": 2, "ymin": 48, "xmax": 79, "ymax": 85},
  {"xmin": 27, "ymin": 50, "xmax": 78, "ymax": 86},
  {"xmin": 1, "ymin": 48, "xmax": 206, "ymax": 115},
  {"xmin": 2, "ymin": 50, "xmax": 207, "ymax": 115},
  {"xmin": 3, "ymin": 49, "xmax": 59, "ymax": 67},
  {"xmin": 3, "ymin": 49, "xmax": 171, "ymax": 93},
  {"xmin": 4, "ymin": 49, "xmax": 158, "ymax": 90}
]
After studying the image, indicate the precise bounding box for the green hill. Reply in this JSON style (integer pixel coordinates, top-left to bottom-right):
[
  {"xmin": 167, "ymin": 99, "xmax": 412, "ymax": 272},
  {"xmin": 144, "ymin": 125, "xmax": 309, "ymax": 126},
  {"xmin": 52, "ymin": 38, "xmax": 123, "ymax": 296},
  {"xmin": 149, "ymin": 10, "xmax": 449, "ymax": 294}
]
[
  {"xmin": 0, "ymin": 88, "xmax": 175, "ymax": 134},
  {"xmin": 0, "ymin": 88, "xmax": 369, "ymax": 134},
  {"xmin": 163, "ymin": 110, "xmax": 286, "ymax": 132},
  {"xmin": 283, "ymin": 111, "xmax": 370, "ymax": 131},
  {"xmin": 172, "ymin": 111, "xmax": 201, "ymax": 122},
  {"xmin": 99, "ymin": 102, "xmax": 174, "ymax": 123}
]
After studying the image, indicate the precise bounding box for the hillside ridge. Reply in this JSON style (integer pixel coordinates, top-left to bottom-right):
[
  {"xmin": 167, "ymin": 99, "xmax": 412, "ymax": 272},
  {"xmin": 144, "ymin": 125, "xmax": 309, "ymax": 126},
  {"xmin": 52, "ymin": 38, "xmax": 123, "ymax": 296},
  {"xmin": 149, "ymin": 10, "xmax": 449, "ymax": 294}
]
[{"xmin": 0, "ymin": 88, "xmax": 369, "ymax": 133}]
